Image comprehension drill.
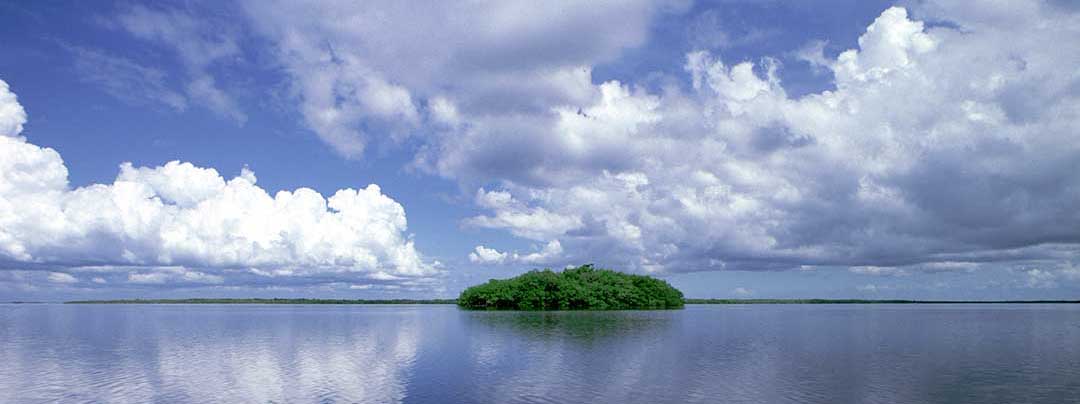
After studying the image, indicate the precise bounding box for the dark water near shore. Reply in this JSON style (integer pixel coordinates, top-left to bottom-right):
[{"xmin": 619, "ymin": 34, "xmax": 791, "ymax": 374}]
[{"xmin": 2, "ymin": 304, "xmax": 1079, "ymax": 403}]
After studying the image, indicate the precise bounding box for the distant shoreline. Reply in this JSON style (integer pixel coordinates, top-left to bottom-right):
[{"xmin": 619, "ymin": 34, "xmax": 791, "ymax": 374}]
[
  {"xmin": 64, "ymin": 298, "xmax": 458, "ymax": 305},
  {"xmin": 684, "ymin": 299, "xmax": 1080, "ymax": 304},
  {"xmin": 55, "ymin": 298, "xmax": 1080, "ymax": 305}
]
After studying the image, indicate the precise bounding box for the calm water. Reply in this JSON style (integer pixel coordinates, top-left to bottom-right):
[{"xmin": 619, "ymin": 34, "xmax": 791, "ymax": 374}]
[{"xmin": 2, "ymin": 304, "xmax": 1079, "ymax": 403}]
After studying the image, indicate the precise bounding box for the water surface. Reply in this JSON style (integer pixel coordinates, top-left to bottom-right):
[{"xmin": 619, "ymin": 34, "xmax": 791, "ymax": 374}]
[{"xmin": 2, "ymin": 304, "xmax": 1078, "ymax": 403}]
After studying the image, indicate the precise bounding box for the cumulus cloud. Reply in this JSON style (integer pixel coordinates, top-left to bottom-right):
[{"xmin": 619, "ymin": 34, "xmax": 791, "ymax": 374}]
[
  {"xmin": 0, "ymin": 81, "xmax": 26, "ymax": 136},
  {"xmin": 463, "ymin": 189, "xmax": 583, "ymax": 241},
  {"xmin": 0, "ymin": 80, "xmax": 434, "ymax": 286},
  {"xmin": 467, "ymin": 246, "xmax": 508, "ymax": 265},
  {"xmin": 435, "ymin": 4, "xmax": 1080, "ymax": 274},
  {"xmin": 468, "ymin": 240, "xmax": 564, "ymax": 266}
]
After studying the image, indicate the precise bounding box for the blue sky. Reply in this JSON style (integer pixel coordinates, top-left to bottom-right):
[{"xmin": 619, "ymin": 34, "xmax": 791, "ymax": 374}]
[{"xmin": 1, "ymin": 0, "xmax": 1079, "ymax": 300}]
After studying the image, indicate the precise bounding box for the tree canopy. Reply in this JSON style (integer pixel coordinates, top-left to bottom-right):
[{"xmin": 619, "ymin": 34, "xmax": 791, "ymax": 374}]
[{"xmin": 457, "ymin": 265, "xmax": 684, "ymax": 310}]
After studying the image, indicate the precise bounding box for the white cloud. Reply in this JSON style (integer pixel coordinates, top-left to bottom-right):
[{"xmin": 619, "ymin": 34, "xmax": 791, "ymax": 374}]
[
  {"xmin": 0, "ymin": 81, "xmax": 26, "ymax": 137},
  {"xmin": 127, "ymin": 267, "xmax": 224, "ymax": 285},
  {"xmin": 463, "ymin": 189, "xmax": 583, "ymax": 241},
  {"xmin": 833, "ymin": 7, "xmax": 936, "ymax": 85},
  {"xmin": 68, "ymin": 46, "xmax": 188, "ymax": 112},
  {"xmin": 515, "ymin": 240, "xmax": 565, "ymax": 265},
  {"xmin": 1023, "ymin": 268, "xmax": 1057, "ymax": 289},
  {"xmin": 919, "ymin": 262, "xmax": 978, "ymax": 273},
  {"xmin": 469, "ymin": 240, "xmax": 564, "ymax": 266},
  {"xmin": 241, "ymin": 0, "xmax": 682, "ymax": 158},
  {"xmin": 1062, "ymin": 263, "xmax": 1080, "ymax": 281},
  {"xmin": 849, "ymin": 266, "xmax": 909, "ymax": 277},
  {"xmin": 114, "ymin": 5, "xmax": 246, "ymax": 123},
  {"xmin": 468, "ymin": 245, "xmax": 508, "ymax": 265},
  {"xmin": 795, "ymin": 40, "xmax": 831, "ymax": 72},
  {"xmin": 732, "ymin": 287, "xmax": 752, "ymax": 297},
  {"xmin": 0, "ymin": 79, "xmax": 434, "ymax": 285},
  {"xmin": 852, "ymin": 261, "xmax": 977, "ymax": 276},
  {"xmin": 856, "ymin": 284, "xmax": 882, "ymax": 293},
  {"xmin": 47, "ymin": 272, "xmax": 78, "ymax": 284}
]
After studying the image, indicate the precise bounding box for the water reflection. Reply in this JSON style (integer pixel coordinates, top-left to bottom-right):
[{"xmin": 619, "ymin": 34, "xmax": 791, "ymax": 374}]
[
  {"xmin": 459, "ymin": 311, "xmax": 675, "ymax": 403},
  {"xmin": 0, "ymin": 304, "xmax": 421, "ymax": 403},
  {"xmin": 465, "ymin": 310, "xmax": 673, "ymax": 340},
  {"xmin": 1, "ymin": 304, "xmax": 1079, "ymax": 403},
  {"xmin": 452, "ymin": 305, "xmax": 1080, "ymax": 403}
]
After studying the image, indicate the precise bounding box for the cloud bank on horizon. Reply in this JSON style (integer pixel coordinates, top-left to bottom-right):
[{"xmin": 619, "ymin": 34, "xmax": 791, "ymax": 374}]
[{"xmin": 2, "ymin": 0, "xmax": 1080, "ymax": 295}]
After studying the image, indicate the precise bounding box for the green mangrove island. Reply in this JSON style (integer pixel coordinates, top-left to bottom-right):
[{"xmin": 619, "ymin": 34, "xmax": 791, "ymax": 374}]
[{"xmin": 457, "ymin": 264, "xmax": 685, "ymax": 310}]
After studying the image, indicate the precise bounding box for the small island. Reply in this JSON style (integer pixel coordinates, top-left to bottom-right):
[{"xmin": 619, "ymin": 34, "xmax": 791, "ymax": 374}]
[{"xmin": 457, "ymin": 264, "xmax": 684, "ymax": 310}]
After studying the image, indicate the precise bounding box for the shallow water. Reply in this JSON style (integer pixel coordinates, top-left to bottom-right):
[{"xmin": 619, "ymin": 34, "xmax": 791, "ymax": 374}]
[{"xmin": 1, "ymin": 304, "xmax": 1079, "ymax": 403}]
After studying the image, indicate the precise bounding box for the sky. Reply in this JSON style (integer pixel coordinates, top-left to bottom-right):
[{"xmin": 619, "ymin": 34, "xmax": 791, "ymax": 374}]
[{"xmin": 1, "ymin": 0, "xmax": 1079, "ymax": 301}]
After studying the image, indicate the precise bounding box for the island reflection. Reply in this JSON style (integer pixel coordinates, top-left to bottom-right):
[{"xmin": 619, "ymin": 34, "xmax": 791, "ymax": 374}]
[{"xmin": 464, "ymin": 310, "xmax": 675, "ymax": 340}]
